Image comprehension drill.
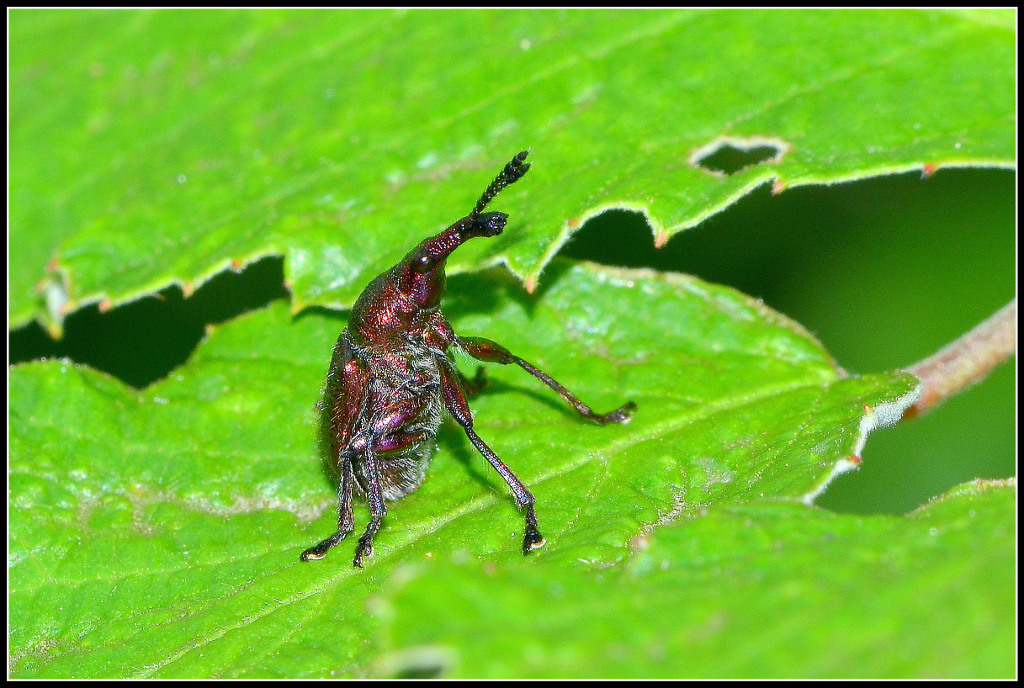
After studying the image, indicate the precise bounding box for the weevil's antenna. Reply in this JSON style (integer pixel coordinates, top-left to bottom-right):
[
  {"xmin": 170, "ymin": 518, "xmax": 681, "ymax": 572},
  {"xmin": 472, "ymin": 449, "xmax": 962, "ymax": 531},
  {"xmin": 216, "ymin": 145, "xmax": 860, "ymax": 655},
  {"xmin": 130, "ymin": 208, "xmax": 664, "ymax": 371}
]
[{"xmin": 472, "ymin": 151, "xmax": 530, "ymax": 219}]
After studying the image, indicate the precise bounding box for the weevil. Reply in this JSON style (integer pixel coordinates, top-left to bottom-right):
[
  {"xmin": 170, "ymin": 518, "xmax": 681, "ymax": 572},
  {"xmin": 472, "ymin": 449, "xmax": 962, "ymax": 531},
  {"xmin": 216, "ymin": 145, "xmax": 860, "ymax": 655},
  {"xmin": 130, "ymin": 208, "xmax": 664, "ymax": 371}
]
[{"xmin": 302, "ymin": 151, "xmax": 636, "ymax": 567}]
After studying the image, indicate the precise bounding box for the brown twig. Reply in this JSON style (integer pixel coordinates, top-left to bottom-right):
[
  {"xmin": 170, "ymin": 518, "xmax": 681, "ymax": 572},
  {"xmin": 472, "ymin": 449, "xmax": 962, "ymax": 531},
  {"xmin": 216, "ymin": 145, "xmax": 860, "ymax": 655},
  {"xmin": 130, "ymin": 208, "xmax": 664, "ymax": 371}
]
[{"xmin": 904, "ymin": 298, "xmax": 1016, "ymax": 419}]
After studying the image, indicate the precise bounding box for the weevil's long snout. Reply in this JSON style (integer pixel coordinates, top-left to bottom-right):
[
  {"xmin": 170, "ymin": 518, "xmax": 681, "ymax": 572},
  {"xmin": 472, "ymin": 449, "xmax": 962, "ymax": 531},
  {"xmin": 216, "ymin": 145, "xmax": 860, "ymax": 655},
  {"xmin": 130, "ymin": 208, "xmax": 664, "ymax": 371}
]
[
  {"xmin": 391, "ymin": 152, "xmax": 531, "ymax": 311},
  {"xmin": 408, "ymin": 151, "xmax": 530, "ymax": 263},
  {"xmin": 431, "ymin": 208, "xmax": 509, "ymax": 255},
  {"xmin": 354, "ymin": 151, "xmax": 533, "ymax": 340}
]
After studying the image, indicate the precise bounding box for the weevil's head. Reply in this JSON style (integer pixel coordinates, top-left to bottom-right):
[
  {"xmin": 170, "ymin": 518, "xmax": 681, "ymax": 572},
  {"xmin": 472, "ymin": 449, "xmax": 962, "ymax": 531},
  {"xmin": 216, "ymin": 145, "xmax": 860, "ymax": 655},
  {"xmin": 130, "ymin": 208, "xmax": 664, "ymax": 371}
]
[
  {"xmin": 348, "ymin": 152, "xmax": 531, "ymax": 344},
  {"xmin": 395, "ymin": 151, "xmax": 530, "ymax": 310},
  {"xmin": 396, "ymin": 210, "xmax": 509, "ymax": 309}
]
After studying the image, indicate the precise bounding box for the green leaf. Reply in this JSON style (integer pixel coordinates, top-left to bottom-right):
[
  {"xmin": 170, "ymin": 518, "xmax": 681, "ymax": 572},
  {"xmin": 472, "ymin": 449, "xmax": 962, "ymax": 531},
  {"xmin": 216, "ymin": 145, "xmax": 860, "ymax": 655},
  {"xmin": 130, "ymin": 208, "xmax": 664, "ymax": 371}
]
[
  {"xmin": 10, "ymin": 9, "xmax": 1015, "ymax": 332},
  {"xmin": 9, "ymin": 7, "xmax": 1014, "ymax": 679},
  {"xmin": 9, "ymin": 261, "xmax": 925, "ymax": 677},
  {"xmin": 376, "ymin": 480, "xmax": 1015, "ymax": 679}
]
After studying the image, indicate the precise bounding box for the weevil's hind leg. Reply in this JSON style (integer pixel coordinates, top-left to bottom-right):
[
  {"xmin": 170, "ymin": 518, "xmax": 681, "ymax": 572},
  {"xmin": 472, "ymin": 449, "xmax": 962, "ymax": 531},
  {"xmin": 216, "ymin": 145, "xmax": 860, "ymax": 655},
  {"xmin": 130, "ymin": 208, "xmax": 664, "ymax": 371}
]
[
  {"xmin": 439, "ymin": 364, "xmax": 545, "ymax": 554},
  {"xmin": 352, "ymin": 448, "xmax": 387, "ymax": 568},
  {"xmin": 458, "ymin": 336, "xmax": 637, "ymax": 425},
  {"xmin": 301, "ymin": 454, "xmax": 357, "ymax": 561}
]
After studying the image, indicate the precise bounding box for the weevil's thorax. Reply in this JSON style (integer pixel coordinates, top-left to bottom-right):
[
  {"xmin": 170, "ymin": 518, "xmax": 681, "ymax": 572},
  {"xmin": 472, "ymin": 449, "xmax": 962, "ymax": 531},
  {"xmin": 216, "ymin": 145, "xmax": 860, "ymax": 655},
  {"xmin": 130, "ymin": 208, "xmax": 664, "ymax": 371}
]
[
  {"xmin": 340, "ymin": 264, "xmax": 454, "ymax": 499},
  {"xmin": 361, "ymin": 335, "xmax": 442, "ymax": 398},
  {"xmin": 347, "ymin": 269, "xmax": 425, "ymax": 347}
]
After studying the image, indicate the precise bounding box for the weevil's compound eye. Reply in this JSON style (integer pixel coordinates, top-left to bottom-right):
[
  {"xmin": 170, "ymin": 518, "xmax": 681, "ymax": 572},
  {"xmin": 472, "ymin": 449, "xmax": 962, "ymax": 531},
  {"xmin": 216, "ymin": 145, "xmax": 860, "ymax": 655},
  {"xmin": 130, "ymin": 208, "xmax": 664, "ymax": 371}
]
[{"xmin": 412, "ymin": 252, "xmax": 436, "ymax": 274}]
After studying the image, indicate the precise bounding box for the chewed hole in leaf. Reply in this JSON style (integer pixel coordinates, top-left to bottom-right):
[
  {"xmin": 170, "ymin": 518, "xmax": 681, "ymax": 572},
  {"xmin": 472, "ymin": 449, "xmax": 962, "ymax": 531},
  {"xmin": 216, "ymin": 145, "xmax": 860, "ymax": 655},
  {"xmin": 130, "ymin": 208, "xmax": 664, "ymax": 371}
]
[
  {"xmin": 690, "ymin": 136, "xmax": 790, "ymax": 176},
  {"xmin": 9, "ymin": 256, "xmax": 290, "ymax": 389}
]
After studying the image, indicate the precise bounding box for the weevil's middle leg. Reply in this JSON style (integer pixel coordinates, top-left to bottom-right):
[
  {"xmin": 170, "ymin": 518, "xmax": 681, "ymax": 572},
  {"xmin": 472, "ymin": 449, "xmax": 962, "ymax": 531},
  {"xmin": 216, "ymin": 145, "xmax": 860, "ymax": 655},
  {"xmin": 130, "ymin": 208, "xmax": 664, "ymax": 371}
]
[
  {"xmin": 458, "ymin": 336, "xmax": 636, "ymax": 424},
  {"xmin": 440, "ymin": 365, "xmax": 545, "ymax": 554},
  {"xmin": 463, "ymin": 425, "xmax": 545, "ymax": 553},
  {"xmin": 332, "ymin": 397, "xmax": 434, "ymax": 567}
]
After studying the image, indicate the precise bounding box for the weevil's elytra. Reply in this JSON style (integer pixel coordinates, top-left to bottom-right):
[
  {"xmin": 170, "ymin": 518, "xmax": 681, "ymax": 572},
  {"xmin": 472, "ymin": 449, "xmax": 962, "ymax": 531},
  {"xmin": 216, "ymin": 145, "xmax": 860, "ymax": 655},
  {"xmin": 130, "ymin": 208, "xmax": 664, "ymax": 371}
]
[{"xmin": 302, "ymin": 151, "xmax": 636, "ymax": 567}]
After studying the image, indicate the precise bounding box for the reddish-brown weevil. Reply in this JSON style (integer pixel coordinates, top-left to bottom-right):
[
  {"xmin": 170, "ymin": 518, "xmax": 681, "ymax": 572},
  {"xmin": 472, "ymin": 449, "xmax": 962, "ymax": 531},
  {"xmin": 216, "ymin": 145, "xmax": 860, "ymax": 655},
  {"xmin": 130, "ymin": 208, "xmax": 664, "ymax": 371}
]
[{"xmin": 302, "ymin": 151, "xmax": 636, "ymax": 567}]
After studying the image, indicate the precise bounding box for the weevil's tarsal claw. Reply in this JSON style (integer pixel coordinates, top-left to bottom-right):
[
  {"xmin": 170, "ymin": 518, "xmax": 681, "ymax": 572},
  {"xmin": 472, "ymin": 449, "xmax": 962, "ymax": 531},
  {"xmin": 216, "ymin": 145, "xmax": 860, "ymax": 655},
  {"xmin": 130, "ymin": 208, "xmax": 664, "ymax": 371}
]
[
  {"xmin": 300, "ymin": 530, "xmax": 349, "ymax": 561},
  {"xmin": 352, "ymin": 533, "xmax": 375, "ymax": 568},
  {"xmin": 599, "ymin": 401, "xmax": 637, "ymax": 425},
  {"xmin": 521, "ymin": 504, "xmax": 545, "ymax": 555},
  {"xmin": 522, "ymin": 528, "xmax": 546, "ymax": 555}
]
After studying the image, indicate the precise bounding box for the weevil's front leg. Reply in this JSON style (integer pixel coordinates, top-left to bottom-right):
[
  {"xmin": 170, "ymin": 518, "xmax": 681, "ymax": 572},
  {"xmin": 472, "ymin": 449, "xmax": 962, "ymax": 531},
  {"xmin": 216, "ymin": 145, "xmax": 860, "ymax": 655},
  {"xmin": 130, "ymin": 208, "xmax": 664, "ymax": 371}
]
[
  {"xmin": 301, "ymin": 453, "xmax": 356, "ymax": 561},
  {"xmin": 439, "ymin": 364, "xmax": 545, "ymax": 554},
  {"xmin": 458, "ymin": 336, "xmax": 636, "ymax": 425}
]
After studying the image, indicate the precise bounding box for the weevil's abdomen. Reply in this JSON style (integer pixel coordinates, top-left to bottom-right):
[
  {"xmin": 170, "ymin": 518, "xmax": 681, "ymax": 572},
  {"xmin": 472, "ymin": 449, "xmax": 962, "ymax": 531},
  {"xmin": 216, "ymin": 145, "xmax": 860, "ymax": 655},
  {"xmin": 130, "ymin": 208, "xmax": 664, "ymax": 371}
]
[
  {"xmin": 350, "ymin": 338, "xmax": 445, "ymax": 500},
  {"xmin": 355, "ymin": 440, "xmax": 435, "ymax": 500}
]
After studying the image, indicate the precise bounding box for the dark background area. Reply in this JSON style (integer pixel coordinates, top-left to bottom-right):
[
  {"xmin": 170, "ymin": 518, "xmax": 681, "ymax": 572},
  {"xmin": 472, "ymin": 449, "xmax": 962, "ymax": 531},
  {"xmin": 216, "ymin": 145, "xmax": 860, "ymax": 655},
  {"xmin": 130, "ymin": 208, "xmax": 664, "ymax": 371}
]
[{"xmin": 9, "ymin": 167, "xmax": 1015, "ymax": 515}]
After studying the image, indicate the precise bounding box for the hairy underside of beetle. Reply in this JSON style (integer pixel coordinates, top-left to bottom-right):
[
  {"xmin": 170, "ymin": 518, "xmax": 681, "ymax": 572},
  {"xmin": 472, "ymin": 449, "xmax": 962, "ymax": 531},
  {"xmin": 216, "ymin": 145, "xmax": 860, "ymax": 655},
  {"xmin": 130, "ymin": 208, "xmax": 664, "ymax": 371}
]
[{"xmin": 347, "ymin": 335, "xmax": 445, "ymax": 500}]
